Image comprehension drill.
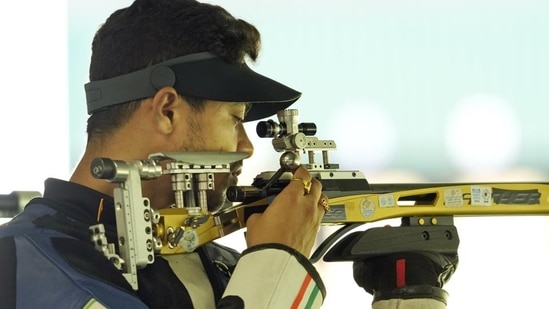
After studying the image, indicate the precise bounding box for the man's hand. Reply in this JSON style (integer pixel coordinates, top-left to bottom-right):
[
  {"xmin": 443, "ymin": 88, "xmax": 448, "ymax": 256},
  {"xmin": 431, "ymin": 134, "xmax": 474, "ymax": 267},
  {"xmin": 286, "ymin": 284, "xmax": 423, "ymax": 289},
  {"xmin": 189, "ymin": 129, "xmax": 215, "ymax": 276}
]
[{"xmin": 245, "ymin": 166, "xmax": 327, "ymax": 257}]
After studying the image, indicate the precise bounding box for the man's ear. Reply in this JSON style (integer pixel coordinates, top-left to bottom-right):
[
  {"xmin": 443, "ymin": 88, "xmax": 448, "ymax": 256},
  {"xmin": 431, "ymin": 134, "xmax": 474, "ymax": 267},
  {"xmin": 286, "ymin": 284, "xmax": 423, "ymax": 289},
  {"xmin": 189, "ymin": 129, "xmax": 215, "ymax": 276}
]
[{"xmin": 151, "ymin": 87, "xmax": 181, "ymax": 134}]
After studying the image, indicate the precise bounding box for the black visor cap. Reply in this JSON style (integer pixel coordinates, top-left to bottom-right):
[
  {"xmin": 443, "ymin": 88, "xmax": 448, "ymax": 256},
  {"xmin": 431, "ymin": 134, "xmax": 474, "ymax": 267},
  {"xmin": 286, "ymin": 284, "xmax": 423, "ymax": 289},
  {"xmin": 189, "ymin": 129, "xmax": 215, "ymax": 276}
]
[{"xmin": 85, "ymin": 52, "xmax": 301, "ymax": 122}]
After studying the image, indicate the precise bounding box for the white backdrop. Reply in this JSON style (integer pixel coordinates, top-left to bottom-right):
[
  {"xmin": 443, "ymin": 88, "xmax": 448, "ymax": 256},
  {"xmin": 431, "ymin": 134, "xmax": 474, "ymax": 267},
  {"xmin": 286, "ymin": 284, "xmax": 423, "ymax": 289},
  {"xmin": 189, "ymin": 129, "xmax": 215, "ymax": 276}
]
[{"xmin": 2, "ymin": 1, "xmax": 549, "ymax": 308}]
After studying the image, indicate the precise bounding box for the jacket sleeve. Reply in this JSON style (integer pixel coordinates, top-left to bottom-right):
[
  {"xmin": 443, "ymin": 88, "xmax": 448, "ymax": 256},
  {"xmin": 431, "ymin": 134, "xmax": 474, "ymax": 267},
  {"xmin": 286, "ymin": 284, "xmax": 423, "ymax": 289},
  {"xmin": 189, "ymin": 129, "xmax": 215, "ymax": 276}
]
[{"xmin": 219, "ymin": 243, "xmax": 326, "ymax": 308}]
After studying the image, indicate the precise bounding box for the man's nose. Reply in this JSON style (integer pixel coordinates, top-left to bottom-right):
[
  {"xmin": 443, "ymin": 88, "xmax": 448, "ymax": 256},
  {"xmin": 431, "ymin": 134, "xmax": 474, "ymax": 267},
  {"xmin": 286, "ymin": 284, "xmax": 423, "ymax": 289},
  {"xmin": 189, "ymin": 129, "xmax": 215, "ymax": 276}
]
[{"xmin": 237, "ymin": 124, "xmax": 254, "ymax": 158}]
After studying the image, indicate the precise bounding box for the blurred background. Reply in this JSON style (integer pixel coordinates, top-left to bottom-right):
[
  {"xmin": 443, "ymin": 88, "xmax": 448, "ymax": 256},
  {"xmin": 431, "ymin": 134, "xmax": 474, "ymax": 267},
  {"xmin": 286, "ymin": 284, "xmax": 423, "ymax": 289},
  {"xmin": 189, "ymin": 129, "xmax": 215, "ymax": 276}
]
[{"xmin": 1, "ymin": 0, "xmax": 549, "ymax": 307}]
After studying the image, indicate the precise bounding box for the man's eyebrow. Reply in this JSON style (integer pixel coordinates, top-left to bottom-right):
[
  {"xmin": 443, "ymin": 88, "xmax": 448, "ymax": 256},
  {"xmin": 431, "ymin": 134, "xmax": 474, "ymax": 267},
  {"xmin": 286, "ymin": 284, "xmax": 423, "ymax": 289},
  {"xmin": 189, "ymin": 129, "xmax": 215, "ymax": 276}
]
[{"xmin": 230, "ymin": 102, "xmax": 251, "ymax": 116}]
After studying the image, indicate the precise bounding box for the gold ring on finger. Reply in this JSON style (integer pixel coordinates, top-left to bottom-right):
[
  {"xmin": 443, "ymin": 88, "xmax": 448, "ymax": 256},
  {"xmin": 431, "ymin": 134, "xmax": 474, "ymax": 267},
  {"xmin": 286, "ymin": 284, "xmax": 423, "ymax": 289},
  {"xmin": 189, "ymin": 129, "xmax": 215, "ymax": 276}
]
[
  {"xmin": 292, "ymin": 177, "xmax": 312, "ymax": 195},
  {"xmin": 318, "ymin": 197, "xmax": 331, "ymax": 213}
]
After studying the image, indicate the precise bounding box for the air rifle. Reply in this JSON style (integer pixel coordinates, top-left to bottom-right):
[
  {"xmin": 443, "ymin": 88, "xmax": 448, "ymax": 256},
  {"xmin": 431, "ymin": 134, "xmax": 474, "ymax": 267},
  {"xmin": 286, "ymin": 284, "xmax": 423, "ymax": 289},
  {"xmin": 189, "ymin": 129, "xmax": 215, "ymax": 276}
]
[{"xmin": 90, "ymin": 109, "xmax": 549, "ymax": 290}]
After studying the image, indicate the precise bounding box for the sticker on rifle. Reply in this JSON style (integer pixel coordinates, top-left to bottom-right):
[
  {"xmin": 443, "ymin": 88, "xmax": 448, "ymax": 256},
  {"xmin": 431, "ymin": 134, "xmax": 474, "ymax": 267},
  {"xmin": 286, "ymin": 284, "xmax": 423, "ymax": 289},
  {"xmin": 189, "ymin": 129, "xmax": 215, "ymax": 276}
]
[
  {"xmin": 360, "ymin": 198, "xmax": 375, "ymax": 217},
  {"xmin": 471, "ymin": 186, "xmax": 492, "ymax": 206},
  {"xmin": 179, "ymin": 230, "xmax": 199, "ymax": 252},
  {"xmin": 321, "ymin": 204, "xmax": 346, "ymax": 223},
  {"xmin": 378, "ymin": 194, "xmax": 395, "ymax": 207},
  {"xmin": 444, "ymin": 188, "xmax": 463, "ymax": 207}
]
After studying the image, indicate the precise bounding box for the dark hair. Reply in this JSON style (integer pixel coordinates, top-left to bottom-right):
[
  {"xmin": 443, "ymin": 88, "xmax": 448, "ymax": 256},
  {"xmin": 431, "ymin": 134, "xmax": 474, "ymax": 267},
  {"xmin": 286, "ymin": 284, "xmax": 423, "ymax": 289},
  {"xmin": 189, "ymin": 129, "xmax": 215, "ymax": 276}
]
[{"xmin": 86, "ymin": 0, "xmax": 261, "ymax": 141}]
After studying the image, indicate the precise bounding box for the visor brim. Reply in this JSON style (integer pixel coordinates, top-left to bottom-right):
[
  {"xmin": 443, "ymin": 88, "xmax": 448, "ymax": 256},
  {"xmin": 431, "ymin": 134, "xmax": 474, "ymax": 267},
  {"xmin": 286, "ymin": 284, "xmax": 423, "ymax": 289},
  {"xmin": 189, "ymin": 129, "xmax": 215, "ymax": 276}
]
[{"xmin": 85, "ymin": 52, "xmax": 300, "ymax": 122}]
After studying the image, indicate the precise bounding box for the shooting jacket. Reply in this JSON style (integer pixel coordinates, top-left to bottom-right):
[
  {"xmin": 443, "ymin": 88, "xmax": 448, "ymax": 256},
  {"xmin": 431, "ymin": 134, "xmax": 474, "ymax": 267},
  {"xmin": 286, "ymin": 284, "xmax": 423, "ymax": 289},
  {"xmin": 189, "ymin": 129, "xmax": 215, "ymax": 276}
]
[{"xmin": 0, "ymin": 178, "xmax": 325, "ymax": 308}]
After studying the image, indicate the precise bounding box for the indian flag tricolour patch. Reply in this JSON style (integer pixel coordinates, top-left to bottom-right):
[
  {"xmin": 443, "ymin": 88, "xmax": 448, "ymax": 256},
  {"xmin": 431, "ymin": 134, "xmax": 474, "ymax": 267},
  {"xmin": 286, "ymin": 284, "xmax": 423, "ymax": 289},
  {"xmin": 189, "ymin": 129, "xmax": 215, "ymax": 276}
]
[{"xmin": 291, "ymin": 273, "xmax": 322, "ymax": 309}]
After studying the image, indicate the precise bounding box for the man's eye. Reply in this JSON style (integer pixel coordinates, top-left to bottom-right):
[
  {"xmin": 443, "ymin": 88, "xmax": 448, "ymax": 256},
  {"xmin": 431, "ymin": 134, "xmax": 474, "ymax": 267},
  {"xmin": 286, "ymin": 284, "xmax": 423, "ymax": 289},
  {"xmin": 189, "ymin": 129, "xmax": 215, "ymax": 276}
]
[{"xmin": 233, "ymin": 115, "xmax": 244, "ymax": 124}]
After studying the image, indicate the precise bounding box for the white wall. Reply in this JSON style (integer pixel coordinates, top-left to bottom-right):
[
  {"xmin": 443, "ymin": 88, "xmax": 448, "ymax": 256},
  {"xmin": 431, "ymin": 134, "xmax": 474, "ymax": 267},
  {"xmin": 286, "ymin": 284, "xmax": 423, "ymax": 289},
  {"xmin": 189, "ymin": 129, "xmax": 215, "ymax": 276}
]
[{"xmin": 0, "ymin": 2, "xmax": 69, "ymax": 193}]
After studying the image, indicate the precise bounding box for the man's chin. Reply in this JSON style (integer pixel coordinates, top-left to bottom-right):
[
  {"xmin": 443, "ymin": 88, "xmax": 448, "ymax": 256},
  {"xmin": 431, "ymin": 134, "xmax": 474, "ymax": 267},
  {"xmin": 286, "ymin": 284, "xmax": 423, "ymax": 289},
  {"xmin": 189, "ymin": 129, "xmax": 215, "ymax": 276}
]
[{"xmin": 206, "ymin": 190, "xmax": 228, "ymax": 212}]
